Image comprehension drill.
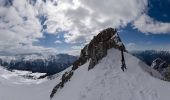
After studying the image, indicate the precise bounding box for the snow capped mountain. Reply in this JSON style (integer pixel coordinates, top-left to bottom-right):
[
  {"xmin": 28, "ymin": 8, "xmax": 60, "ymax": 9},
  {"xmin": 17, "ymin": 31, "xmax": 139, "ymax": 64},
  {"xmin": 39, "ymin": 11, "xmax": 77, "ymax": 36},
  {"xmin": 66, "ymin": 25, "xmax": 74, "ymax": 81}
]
[
  {"xmin": 0, "ymin": 53, "xmax": 78, "ymax": 75},
  {"xmin": 48, "ymin": 28, "xmax": 166, "ymax": 100}
]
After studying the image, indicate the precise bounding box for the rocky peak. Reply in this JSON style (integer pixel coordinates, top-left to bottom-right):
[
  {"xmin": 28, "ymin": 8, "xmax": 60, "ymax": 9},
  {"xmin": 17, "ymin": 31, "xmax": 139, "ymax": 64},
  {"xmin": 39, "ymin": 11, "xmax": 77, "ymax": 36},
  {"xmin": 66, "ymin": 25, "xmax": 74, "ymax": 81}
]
[
  {"xmin": 50, "ymin": 28, "xmax": 126, "ymax": 99},
  {"xmin": 72, "ymin": 28, "xmax": 126, "ymax": 70}
]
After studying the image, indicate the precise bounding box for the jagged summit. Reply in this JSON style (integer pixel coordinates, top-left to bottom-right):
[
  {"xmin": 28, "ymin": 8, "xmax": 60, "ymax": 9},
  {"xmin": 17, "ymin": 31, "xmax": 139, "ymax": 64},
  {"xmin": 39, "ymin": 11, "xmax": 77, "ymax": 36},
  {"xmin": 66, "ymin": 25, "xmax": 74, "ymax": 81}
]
[
  {"xmin": 50, "ymin": 28, "xmax": 126, "ymax": 99},
  {"xmin": 73, "ymin": 28, "xmax": 126, "ymax": 70}
]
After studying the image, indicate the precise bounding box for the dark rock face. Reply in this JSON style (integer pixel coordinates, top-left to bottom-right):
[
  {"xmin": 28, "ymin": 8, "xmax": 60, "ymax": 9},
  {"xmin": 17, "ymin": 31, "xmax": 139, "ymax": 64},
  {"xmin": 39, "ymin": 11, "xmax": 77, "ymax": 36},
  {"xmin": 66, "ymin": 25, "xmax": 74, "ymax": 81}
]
[
  {"xmin": 50, "ymin": 70, "xmax": 74, "ymax": 99},
  {"xmin": 72, "ymin": 28, "xmax": 126, "ymax": 70}
]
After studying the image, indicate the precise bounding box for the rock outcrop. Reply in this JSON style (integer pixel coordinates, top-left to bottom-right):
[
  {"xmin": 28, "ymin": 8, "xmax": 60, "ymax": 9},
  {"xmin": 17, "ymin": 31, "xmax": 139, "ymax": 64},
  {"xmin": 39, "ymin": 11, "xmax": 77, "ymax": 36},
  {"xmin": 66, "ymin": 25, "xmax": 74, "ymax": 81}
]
[
  {"xmin": 151, "ymin": 58, "xmax": 168, "ymax": 73},
  {"xmin": 72, "ymin": 28, "xmax": 126, "ymax": 70},
  {"xmin": 150, "ymin": 58, "xmax": 170, "ymax": 81}
]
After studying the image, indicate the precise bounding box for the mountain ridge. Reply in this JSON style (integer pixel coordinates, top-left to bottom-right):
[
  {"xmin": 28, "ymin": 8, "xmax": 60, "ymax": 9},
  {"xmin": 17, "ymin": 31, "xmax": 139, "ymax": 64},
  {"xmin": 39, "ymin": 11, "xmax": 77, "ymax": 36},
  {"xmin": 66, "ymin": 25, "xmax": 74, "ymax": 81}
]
[
  {"xmin": 50, "ymin": 28, "xmax": 127, "ymax": 99},
  {"xmin": 51, "ymin": 48, "xmax": 168, "ymax": 100},
  {"xmin": 0, "ymin": 53, "xmax": 78, "ymax": 75}
]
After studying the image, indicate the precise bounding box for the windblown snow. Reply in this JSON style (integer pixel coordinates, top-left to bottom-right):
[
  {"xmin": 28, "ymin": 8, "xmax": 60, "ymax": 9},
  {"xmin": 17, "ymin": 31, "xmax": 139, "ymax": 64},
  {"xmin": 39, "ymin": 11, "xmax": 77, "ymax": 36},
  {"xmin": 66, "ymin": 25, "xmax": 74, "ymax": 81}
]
[{"xmin": 0, "ymin": 48, "xmax": 170, "ymax": 100}]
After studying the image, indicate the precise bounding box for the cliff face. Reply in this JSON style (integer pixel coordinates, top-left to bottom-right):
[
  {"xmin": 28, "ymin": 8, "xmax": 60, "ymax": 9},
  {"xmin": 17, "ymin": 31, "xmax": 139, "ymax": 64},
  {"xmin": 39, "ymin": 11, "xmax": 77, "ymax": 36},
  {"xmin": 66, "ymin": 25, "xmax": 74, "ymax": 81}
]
[{"xmin": 72, "ymin": 28, "xmax": 126, "ymax": 70}]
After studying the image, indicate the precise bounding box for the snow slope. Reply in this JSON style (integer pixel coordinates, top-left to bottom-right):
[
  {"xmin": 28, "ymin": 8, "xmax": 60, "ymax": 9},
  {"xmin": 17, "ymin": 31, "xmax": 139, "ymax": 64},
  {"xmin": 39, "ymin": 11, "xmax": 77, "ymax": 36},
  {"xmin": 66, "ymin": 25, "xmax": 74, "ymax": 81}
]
[
  {"xmin": 0, "ymin": 65, "xmax": 60, "ymax": 100},
  {"xmin": 0, "ymin": 48, "xmax": 170, "ymax": 100},
  {"xmin": 0, "ymin": 66, "xmax": 47, "ymax": 84},
  {"xmin": 52, "ymin": 48, "xmax": 170, "ymax": 100}
]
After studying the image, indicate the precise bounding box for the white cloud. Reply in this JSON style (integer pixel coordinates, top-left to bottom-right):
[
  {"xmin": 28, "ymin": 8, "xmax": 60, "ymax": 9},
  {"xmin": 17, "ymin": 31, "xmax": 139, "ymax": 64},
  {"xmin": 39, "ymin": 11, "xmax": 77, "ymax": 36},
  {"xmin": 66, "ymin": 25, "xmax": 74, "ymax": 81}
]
[
  {"xmin": 126, "ymin": 43, "xmax": 136, "ymax": 50},
  {"xmin": 0, "ymin": 0, "xmax": 54, "ymax": 54},
  {"xmin": 133, "ymin": 14, "xmax": 170, "ymax": 34},
  {"xmin": 60, "ymin": 49, "xmax": 80, "ymax": 56},
  {"xmin": 0, "ymin": 43, "xmax": 57, "ymax": 55},
  {"xmin": 71, "ymin": 45, "xmax": 83, "ymax": 50},
  {"xmin": 54, "ymin": 40, "xmax": 62, "ymax": 44},
  {"xmin": 0, "ymin": 0, "xmax": 149, "ymax": 55},
  {"xmin": 44, "ymin": 0, "xmax": 148, "ymax": 43}
]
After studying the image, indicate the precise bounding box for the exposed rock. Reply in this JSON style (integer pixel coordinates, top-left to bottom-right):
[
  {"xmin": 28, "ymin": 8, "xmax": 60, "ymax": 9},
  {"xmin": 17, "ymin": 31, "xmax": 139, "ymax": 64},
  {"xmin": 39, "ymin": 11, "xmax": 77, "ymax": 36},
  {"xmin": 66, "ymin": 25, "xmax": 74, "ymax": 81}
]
[
  {"xmin": 150, "ymin": 58, "xmax": 170, "ymax": 81},
  {"xmin": 163, "ymin": 65, "xmax": 170, "ymax": 81},
  {"xmin": 151, "ymin": 58, "xmax": 168, "ymax": 73},
  {"xmin": 50, "ymin": 70, "xmax": 73, "ymax": 99},
  {"xmin": 72, "ymin": 28, "xmax": 126, "ymax": 70}
]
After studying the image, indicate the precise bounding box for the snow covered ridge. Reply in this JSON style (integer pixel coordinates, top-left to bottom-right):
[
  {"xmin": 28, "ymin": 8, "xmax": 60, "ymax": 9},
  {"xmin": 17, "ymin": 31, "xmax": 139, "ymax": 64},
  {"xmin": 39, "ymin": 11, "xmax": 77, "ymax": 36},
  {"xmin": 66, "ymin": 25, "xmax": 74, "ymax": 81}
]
[
  {"xmin": 49, "ymin": 28, "xmax": 170, "ymax": 100},
  {"xmin": 50, "ymin": 28, "xmax": 126, "ymax": 99},
  {"xmin": 49, "ymin": 48, "xmax": 170, "ymax": 100},
  {"xmin": 0, "ymin": 53, "xmax": 78, "ymax": 75}
]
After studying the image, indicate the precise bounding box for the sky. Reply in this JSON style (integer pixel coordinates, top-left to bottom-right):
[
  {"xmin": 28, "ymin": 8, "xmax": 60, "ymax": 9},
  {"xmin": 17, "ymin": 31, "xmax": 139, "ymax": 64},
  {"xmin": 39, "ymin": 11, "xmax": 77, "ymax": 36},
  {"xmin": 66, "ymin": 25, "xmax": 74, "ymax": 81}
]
[{"xmin": 0, "ymin": 0, "xmax": 170, "ymax": 56}]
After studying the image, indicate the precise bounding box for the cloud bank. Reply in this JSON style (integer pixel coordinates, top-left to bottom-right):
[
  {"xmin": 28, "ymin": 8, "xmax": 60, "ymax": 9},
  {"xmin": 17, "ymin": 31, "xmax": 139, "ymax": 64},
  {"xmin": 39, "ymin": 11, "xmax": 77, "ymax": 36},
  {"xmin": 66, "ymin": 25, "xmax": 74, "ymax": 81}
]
[
  {"xmin": 0, "ymin": 0, "xmax": 56, "ymax": 54},
  {"xmin": 133, "ymin": 14, "xmax": 170, "ymax": 34},
  {"xmin": 48, "ymin": 0, "xmax": 148, "ymax": 43},
  {"xmin": 1, "ymin": 0, "xmax": 169, "ymax": 55}
]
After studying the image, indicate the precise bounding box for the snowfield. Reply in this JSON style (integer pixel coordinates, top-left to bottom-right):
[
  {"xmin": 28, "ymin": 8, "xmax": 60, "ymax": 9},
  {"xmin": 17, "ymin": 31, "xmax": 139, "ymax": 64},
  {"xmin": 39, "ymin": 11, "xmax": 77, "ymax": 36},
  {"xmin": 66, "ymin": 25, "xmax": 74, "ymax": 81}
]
[{"xmin": 0, "ymin": 48, "xmax": 170, "ymax": 100}]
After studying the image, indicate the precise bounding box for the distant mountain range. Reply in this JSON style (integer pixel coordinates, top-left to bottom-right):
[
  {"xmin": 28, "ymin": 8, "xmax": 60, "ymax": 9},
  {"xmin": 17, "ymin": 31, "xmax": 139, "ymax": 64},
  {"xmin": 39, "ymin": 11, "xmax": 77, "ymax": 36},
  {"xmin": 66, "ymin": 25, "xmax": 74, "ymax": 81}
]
[
  {"xmin": 0, "ymin": 53, "xmax": 78, "ymax": 75},
  {"xmin": 130, "ymin": 50, "xmax": 170, "ymax": 66}
]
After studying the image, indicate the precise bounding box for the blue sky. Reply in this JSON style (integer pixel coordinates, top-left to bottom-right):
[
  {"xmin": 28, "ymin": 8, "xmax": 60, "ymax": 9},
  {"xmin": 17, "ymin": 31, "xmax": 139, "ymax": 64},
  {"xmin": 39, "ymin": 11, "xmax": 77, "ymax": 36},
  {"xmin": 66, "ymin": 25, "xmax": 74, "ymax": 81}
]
[
  {"xmin": 0, "ymin": 0, "xmax": 170, "ymax": 55},
  {"xmin": 148, "ymin": 0, "xmax": 170, "ymax": 22},
  {"xmin": 119, "ymin": 24, "xmax": 170, "ymax": 50},
  {"xmin": 119, "ymin": 0, "xmax": 170, "ymax": 50},
  {"xmin": 34, "ymin": 32, "xmax": 81, "ymax": 52}
]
